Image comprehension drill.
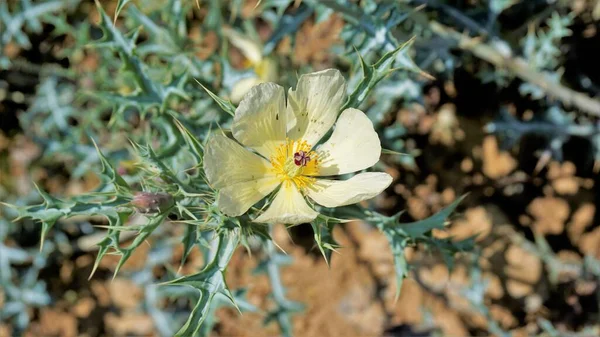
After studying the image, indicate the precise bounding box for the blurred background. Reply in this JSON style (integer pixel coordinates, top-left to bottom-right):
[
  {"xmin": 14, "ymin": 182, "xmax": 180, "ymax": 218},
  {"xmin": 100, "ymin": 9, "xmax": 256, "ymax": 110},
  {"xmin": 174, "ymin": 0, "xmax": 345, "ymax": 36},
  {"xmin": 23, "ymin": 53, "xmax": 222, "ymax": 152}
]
[{"xmin": 2, "ymin": 0, "xmax": 600, "ymax": 336}]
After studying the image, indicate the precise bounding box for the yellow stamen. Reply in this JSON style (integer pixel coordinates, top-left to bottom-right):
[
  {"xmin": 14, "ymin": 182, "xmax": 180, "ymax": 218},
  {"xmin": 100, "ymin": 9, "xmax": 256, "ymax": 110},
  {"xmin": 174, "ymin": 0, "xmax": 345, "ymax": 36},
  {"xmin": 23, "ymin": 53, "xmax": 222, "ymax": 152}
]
[{"xmin": 270, "ymin": 138, "xmax": 319, "ymax": 192}]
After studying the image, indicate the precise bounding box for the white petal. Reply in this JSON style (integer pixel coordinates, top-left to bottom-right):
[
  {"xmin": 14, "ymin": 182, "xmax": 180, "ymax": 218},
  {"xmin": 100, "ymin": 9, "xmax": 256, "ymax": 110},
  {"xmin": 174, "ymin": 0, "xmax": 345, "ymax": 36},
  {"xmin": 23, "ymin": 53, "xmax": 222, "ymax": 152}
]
[
  {"xmin": 230, "ymin": 77, "xmax": 263, "ymax": 104},
  {"xmin": 253, "ymin": 182, "xmax": 319, "ymax": 225},
  {"xmin": 255, "ymin": 57, "xmax": 278, "ymax": 82},
  {"xmin": 286, "ymin": 69, "xmax": 346, "ymax": 146},
  {"xmin": 223, "ymin": 27, "xmax": 263, "ymax": 64},
  {"xmin": 306, "ymin": 172, "xmax": 393, "ymax": 208},
  {"xmin": 313, "ymin": 108, "xmax": 381, "ymax": 176},
  {"xmin": 217, "ymin": 178, "xmax": 280, "ymax": 216},
  {"xmin": 232, "ymin": 82, "xmax": 287, "ymax": 158},
  {"xmin": 203, "ymin": 133, "xmax": 273, "ymax": 189}
]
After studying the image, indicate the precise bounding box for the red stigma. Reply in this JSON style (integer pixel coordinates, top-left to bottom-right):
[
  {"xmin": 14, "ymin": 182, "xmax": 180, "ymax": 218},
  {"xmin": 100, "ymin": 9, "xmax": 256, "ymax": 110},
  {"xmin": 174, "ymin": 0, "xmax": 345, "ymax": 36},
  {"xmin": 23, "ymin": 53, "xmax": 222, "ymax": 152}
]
[{"xmin": 294, "ymin": 151, "xmax": 310, "ymax": 166}]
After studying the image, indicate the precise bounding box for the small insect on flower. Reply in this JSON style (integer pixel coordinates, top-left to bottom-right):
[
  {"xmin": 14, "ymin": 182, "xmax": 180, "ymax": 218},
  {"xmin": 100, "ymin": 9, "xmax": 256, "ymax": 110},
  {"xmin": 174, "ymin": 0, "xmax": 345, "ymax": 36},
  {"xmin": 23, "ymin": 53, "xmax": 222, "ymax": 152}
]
[
  {"xmin": 294, "ymin": 151, "xmax": 310, "ymax": 166},
  {"xmin": 203, "ymin": 69, "xmax": 393, "ymax": 225}
]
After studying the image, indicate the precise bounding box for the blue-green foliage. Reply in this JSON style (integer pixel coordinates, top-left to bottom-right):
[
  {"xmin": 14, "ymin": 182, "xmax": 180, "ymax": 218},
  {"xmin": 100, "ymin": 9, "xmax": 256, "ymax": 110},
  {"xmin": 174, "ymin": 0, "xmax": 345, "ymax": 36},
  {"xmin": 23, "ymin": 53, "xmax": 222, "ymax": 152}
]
[
  {"xmin": 3, "ymin": 0, "xmax": 595, "ymax": 336},
  {"xmin": 520, "ymin": 12, "xmax": 574, "ymax": 99},
  {"xmin": 0, "ymin": 0, "xmax": 81, "ymax": 68},
  {"xmin": 0, "ymin": 218, "xmax": 51, "ymax": 333}
]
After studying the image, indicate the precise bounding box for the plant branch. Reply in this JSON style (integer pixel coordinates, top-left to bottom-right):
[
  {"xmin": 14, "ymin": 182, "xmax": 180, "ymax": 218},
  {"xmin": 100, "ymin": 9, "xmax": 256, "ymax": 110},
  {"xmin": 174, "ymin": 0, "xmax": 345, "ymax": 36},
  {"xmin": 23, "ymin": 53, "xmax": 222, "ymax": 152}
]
[{"xmin": 429, "ymin": 22, "xmax": 600, "ymax": 116}]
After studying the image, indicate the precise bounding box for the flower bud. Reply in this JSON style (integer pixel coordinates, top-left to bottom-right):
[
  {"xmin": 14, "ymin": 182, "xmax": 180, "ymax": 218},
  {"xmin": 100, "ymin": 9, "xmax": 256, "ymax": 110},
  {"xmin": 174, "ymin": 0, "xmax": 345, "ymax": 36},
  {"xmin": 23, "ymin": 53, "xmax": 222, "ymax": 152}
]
[{"xmin": 131, "ymin": 192, "xmax": 174, "ymax": 213}]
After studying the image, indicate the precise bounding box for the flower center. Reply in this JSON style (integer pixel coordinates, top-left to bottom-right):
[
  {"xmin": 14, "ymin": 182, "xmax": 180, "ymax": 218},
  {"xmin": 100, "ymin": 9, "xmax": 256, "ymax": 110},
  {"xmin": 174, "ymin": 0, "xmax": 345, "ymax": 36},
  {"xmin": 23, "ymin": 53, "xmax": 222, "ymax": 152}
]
[{"xmin": 270, "ymin": 139, "xmax": 319, "ymax": 191}]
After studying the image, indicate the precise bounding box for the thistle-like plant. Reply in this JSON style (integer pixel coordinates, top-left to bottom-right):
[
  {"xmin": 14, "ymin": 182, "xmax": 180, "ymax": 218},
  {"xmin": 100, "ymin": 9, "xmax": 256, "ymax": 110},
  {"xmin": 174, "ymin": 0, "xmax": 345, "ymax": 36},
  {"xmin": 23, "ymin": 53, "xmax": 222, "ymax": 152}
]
[{"xmin": 2, "ymin": 1, "xmax": 475, "ymax": 336}]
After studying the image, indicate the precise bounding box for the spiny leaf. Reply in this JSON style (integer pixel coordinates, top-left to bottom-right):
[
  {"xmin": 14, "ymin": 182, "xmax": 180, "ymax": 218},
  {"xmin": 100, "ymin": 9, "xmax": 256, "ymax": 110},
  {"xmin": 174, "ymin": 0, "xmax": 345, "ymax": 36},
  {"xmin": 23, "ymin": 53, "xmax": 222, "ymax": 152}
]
[
  {"xmin": 386, "ymin": 37, "xmax": 433, "ymax": 80},
  {"xmin": 91, "ymin": 138, "xmax": 131, "ymax": 194},
  {"xmin": 258, "ymin": 232, "xmax": 303, "ymax": 336},
  {"xmin": 176, "ymin": 289, "xmax": 214, "ymax": 337},
  {"xmin": 112, "ymin": 211, "xmax": 170, "ymax": 278},
  {"xmin": 194, "ymin": 79, "xmax": 236, "ymax": 116},
  {"xmin": 25, "ymin": 77, "xmax": 73, "ymax": 133},
  {"xmin": 399, "ymin": 194, "xmax": 467, "ymax": 237},
  {"xmin": 9, "ymin": 191, "xmax": 131, "ymax": 252},
  {"xmin": 170, "ymin": 112, "xmax": 204, "ymax": 162},
  {"xmin": 92, "ymin": 0, "xmax": 189, "ymax": 117},
  {"xmin": 114, "ymin": 0, "xmax": 131, "ymax": 24},
  {"xmin": 388, "ymin": 235, "xmax": 409, "ymax": 302},
  {"xmin": 180, "ymin": 223, "xmax": 199, "ymax": 268},
  {"xmin": 154, "ymin": 114, "xmax": 186, "ymax": 158},
  {"xmin": 371, "ymin": 194, "xmax": 469, "ymax": 300},
  {"xmin": 311, "ymin": 217, "xmax": 341, "ymax": 267},
  {"xmin": 131, "ymin": 141, "xmax": 191, "ymax": 193},
  {"xmin": 343, "ymin": 38, "xmax": 429, "ymax": 110},
  {"xmin": 160, "ymin": 228, "xmax": 240, "ymax": 337},
  {"xmin": 0, "ymin": 0, "xmax": 79, "ymax": 51},
  {"xmin": 127, "ymin": 5, "xmax": 178, "ymax": 53},
  {"xmin": 198, "ymin": 288, "xmax": 260, "ymax": 337},
  {"xmin": 94, "ymin": 0, "xmax": 157, "ymax": 94}
]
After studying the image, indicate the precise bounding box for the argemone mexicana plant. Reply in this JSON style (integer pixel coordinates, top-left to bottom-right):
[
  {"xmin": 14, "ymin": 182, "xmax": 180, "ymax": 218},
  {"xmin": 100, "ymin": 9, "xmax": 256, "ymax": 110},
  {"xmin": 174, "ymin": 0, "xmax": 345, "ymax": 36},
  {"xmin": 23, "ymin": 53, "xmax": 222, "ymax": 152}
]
[
  {"xmin": 4, "ymin": 2, "xmax": 476, "ymax": 336},
  {"xmin": 204, "ymin": 69, "xmax": 393, "ymax": 224}
]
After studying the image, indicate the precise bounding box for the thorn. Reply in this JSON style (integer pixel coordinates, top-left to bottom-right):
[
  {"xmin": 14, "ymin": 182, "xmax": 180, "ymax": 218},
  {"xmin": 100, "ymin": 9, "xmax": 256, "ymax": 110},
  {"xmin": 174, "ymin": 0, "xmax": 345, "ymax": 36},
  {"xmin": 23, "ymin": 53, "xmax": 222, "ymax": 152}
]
[
  {"xmin": 156, "ymin": 277, "xmax": 179, "ymax": 287},
  {"xmin": 125, "ymin": 137, "xmax": 138, "ymax": 149},
  {"xmin": 89, "ymin": 261, "xmax": 100, "ymax": 280},
  {"xmin": 90, "ymin": 136, "xmax": 100, "ymax": 152},
  {"xmin": 113, "ymin": 4, "xmax": 119, "ymax": 26},
  {"xmin": 414, "ymin": 4, "xmax": 427, "ymax": 11},
  {"xmin": 418, "ymin": 69, "xmax": 436, "ymax": 81},
  {"xmin": 0, "ymin": 201, "xmax": 16, "ymax": 209},
  {"xmin": 245, "ymin": 244, "xmax": 253, "ymax": 259},
  {"xmin": 273, "ymin": 240, "xmax": 287, "ymax": 255},
  {"xmin": 533, "ymin": 149, "xmax": 552, "ymax": 176}
]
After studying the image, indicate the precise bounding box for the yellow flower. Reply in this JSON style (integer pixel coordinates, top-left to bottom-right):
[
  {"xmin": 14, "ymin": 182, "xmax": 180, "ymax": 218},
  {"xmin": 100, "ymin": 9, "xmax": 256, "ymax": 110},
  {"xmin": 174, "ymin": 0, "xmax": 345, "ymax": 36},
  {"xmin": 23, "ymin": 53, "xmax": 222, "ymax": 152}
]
[
  {"xmin": 224, "ymin": 27, "xmax": 278, "ymax": 104},
  {"xmin": 204, "ymin": 69, "xmax": 393, "ymax": 225}
]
